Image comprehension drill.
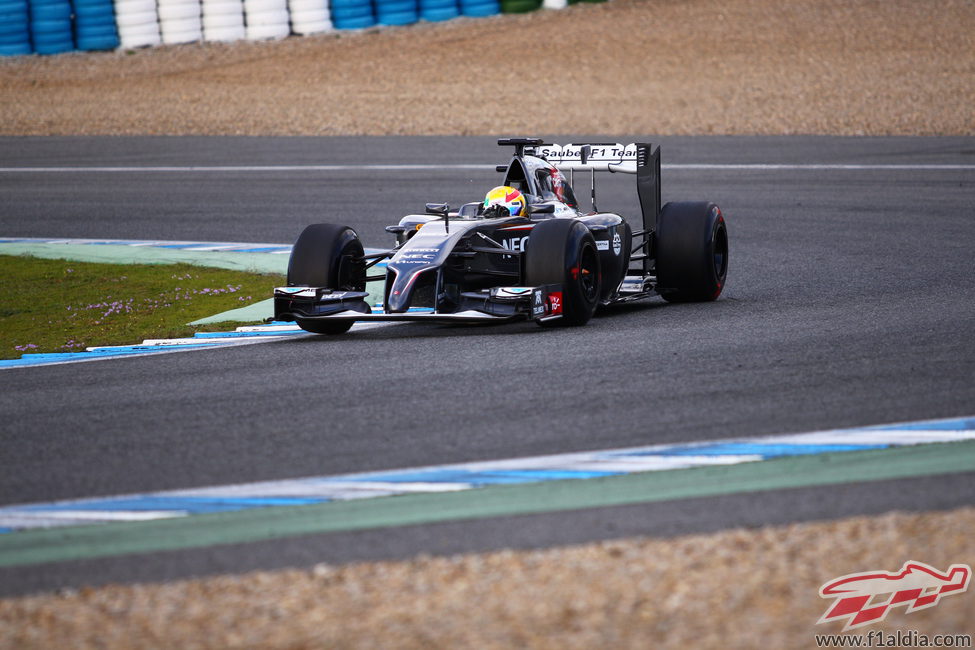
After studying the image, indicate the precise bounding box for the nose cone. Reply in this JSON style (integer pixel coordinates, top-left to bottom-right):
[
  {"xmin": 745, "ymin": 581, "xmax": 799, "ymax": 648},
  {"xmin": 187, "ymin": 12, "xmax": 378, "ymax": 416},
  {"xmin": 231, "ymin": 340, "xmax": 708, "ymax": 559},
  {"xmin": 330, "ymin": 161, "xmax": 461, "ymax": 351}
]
[{"xmin": 386, "ymin": 266, "xmax": 429, "ymax": 312}]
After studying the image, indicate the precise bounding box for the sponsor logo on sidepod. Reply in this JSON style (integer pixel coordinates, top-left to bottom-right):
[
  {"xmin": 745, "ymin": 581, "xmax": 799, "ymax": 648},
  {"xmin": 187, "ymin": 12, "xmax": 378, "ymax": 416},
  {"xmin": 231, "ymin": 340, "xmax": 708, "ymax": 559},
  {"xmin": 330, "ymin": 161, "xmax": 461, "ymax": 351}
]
[{"xmin": 501, "ymin": 236, "xmax": 529, "ymax": 253}]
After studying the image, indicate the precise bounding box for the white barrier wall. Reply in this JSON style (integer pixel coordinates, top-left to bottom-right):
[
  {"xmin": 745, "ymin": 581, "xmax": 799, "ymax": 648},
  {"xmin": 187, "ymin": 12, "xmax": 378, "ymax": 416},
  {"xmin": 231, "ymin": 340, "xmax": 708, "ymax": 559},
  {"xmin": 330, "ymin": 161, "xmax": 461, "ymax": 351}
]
[
  {"xmin": 202, "ymin": 0, "xmax": 245, "ymax": 42},
  {"xmin": 157, "ymin": 0, "xmax": 202, "ymax": 44},
  {"xmin": 243, "ymin": 0, "xmax": 289, "ymax": 40},
  {"xmin": 288, "ymin": 0, "xmax": 331, "ymax": 35},
  {"xmin": 113, "ymin": 0, "xmax": 161, "ymax": 48}
]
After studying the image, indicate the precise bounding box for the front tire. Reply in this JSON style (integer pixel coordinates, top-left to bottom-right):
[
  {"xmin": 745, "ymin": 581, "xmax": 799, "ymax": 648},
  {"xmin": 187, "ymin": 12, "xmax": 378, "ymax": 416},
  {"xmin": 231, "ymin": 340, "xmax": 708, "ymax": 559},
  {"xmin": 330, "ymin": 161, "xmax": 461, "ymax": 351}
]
[
  {"xmin": 288, "ymin": 223, "xmax": 366, "ymax": 334},
  {"xmin": 655, "ymin": 202, "xmax": 728, "ymax": 302},
  {"xmin": 525, "ymin": 219, "xmax": 601, "ymax": 326}
]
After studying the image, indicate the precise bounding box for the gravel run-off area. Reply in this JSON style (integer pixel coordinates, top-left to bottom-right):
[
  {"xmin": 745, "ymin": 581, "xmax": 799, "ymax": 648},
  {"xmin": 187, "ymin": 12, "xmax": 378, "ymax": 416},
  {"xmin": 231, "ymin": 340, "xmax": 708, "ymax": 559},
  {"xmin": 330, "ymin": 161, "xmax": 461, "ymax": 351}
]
[
  {"xmin": 0, "ymin": 0, "xmax": 973, "ymax": 135},
  {"xmin": 1, "ymin": 0, "xmax": 973, "ymax": 646},
  {"xmin": 2, "ymin": 507, "xmax": 973, "ymax": 649}
]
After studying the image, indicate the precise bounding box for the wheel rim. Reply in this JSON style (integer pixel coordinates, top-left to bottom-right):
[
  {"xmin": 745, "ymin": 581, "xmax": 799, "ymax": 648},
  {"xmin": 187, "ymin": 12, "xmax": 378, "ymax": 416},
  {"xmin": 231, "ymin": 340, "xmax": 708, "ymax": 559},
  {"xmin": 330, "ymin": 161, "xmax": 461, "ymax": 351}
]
[
  {"xmin": 712, "ymin": 220, "xmax": 728, "ymax": 283},
  {"xmin": 578, "ymin": 244, "xmax": 599, "ymax": 303},
  {"xmin": 337, "ymin": 242, "xmax": 366, "ymax": 291}
]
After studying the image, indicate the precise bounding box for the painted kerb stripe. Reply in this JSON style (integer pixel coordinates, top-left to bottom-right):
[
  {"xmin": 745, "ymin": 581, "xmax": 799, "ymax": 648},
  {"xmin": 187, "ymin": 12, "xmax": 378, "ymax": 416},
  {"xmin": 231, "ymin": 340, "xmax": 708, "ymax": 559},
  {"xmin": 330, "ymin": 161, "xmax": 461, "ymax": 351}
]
[
  {"xmin": 1, "ymin": 416, "xmax": 972, "ymax": 534},
  {"xmin": 0, "ymin": 437, "xmax": 972, "ymax": 568},
  {"xmin": 0, "ymin": 239, "xmax": 389, "ymax": 369}
]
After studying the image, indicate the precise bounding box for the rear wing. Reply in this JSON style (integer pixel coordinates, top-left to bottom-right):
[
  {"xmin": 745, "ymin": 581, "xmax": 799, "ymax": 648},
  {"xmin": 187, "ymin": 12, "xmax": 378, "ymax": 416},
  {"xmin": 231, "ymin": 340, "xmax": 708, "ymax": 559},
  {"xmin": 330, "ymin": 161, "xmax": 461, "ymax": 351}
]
[
  {"xmin": 516, "ymin": 140, "xmax": 661, "ymax": 239},
  {"xmin": 527, "ymin": 142, "xmax": 638, "ymax": 174}
]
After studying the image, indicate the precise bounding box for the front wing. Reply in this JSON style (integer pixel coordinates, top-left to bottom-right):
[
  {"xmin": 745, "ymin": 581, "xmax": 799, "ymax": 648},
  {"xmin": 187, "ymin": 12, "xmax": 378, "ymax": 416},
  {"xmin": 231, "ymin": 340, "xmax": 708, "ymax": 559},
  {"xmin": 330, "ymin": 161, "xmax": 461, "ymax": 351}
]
[{"xmin": 273, "ymin": 285, "xmax": 566, "ymax": 326}]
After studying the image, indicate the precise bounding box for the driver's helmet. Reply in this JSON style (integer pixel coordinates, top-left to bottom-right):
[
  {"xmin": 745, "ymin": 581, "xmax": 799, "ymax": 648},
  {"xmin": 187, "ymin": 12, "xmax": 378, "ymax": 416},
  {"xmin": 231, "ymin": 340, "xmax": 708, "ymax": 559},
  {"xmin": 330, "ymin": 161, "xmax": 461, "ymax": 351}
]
[{"xmin": 483, "ymin": 186, "xmax": 526, "ymax": 217}]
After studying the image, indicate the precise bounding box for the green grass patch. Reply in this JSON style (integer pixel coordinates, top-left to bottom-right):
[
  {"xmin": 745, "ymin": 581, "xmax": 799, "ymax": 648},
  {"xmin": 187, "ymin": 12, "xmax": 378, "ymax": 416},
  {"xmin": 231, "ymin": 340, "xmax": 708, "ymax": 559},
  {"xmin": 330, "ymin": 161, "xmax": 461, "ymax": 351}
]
[{"xmin": 0, "ymin": 254, "xmax": 285, "ymax": 360}]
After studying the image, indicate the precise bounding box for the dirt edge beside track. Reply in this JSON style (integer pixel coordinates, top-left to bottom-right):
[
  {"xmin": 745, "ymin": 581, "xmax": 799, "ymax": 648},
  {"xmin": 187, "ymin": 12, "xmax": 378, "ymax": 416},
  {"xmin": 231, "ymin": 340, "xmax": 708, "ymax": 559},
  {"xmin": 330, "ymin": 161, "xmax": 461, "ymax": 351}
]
[
  {"xmin": 1, "ymin": 0, "xmax": 973, "ymax": 135},
  {"xmin": 2, "ymin": 506, "xmax": 973, "ymax": 648}
]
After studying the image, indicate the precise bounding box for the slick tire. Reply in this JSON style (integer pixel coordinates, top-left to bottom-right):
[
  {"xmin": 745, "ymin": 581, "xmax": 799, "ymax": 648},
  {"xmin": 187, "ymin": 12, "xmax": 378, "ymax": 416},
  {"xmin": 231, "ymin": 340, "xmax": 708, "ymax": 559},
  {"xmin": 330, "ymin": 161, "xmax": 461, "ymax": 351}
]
[
  {"xmin": 525, "ymin": 218, "xmax": 601, "ymax": 327},
  {"xmin": 655, "ymin": 202, "xmax": 728, "ymax": 302},
  {"xmin": 288, "ymin": 223, "xmax": 366, "ymax": 335}
]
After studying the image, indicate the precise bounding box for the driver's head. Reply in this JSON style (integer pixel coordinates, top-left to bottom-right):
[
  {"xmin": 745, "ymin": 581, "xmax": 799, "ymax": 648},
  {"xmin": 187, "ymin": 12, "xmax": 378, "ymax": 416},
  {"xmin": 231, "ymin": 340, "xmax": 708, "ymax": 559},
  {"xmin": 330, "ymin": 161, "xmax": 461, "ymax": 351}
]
[{"xmin": 483, "ymin": 186, "xmax": 526, "ymax": 217}]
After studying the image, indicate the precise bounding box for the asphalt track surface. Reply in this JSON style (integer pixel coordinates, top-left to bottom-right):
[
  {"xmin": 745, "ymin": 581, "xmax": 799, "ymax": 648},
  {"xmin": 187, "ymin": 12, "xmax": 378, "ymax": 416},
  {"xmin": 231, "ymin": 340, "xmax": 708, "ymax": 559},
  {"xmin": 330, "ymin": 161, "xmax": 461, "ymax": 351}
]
[{"xmin": 1, "ymin": 136, "xmax": 973, "ymax": 596}]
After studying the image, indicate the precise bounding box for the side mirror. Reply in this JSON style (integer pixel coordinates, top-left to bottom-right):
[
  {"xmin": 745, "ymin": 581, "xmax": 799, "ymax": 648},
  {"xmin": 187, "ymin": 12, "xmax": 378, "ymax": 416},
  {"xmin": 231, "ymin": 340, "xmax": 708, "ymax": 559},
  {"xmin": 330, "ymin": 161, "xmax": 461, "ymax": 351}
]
[
  {"xmin": 528, "ymin": 203, "xmax": 555, "ymax": 215},
  {"xmin": 425, "ymin": 203, "xmax": 449, "ymax": 216}
]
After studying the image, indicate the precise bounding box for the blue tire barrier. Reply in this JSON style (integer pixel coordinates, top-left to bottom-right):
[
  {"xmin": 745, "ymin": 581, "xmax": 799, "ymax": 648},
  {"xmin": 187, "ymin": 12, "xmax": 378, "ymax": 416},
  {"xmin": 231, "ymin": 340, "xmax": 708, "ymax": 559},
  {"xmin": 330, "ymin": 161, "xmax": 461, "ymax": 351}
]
[
  {"xmin": 29, "ymin": 0, "xmax": 75, "ymax": 53},
  {"xmin": 459, "ymin": 0, "xmax": 497, "ymax": 17},
  {"xmin": 375, "ymin": 0, "xmax": 415, "ymax": 25},
  {"xmin": 0, "ymin": 2, "xmax": 29, "ymax": 19},
  {"xmin": 0, "ymin": 19, "xmax": 28, "ymax": 36},
  {"xmin": 31, "ymin": 37, "xmax": 74, "ymax": 54},
  {"xmin": 419, "ymin": 0, "xmax": 457, "ymax": 22},
  {"xmin": 376, "ymin": 9, "xmax": 413, "ymax": 24},
  {"xmin": 0, "ymin": 0, "xmax": 31, "ymax": 50},
  {"xmin": 329, "ymin": 0, "xmax": 373, "ymax": 29},
  {"xmin": 76, "ymin": 33, "xmax": 118, "ymax": 48},
  {"xmin": 73, "ymin": 0, "xmax": 119, "ymax": 50},
  {"xmin": 74, "ymin": 12, "xmax": 113, "ymax": 27},
  {"xmin": 75, "ymin": 22, "xmax": 115, "ymax": 34},
  {"xmin": 0, "ymin": 0, "xmax": 31, "ymax": 57},
  {"xmin": 0, "ymin": 42, "xmax": 32, "ymax": 55},
  {"xmin": 74, "ymin": 9, "xmax": 114, "ymax": 26},
  {"xmin": 332, "ymin": 14, "xmax": 372, "ymax": 28},
  {"xmin": 28, "ymin": 0, "xmax": 68, "ymax": 17},
  {"xmin": 0, "ymin": 0, "xmax": 29, "ymax": 12},
  {"xmin": 73, "ymin": 2, "xmax": 113, "ymax": 15}
]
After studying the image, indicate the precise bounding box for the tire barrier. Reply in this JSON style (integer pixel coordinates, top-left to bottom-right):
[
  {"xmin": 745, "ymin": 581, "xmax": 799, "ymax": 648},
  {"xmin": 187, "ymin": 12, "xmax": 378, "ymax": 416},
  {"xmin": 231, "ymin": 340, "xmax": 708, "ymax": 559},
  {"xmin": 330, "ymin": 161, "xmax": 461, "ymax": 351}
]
[
  {"xmin": 288, "ymin": 0, "xmax": 330, "ymax": 34},
  {"xmin": 244, "ymin": 0, "xmax": 289, "ymax": 39},
  {"xmin": 201, "ymin": 0, "xmax": 244, "ymax": 41},
  {"xmin": 2, "ymin": 0, "xmax": 553, "ymax": 54},
  {"xmin": 0, "ymin": 0, "xmax": 32, "ymax": 55},
  {"xmin": 419, "ymin": 0, "xmax": 457, "ymax": 22},
  {"xmin": 73, "ymin": 0, "xmax": 119, "ymax": 50},
  {"xmin": 157, "ymin": 0, "xmax": 202, "ymax": 44},
  {"xmin": 375, "ymin": 0, "xmax": 415, "ymax": 27},
  {"xmin": 28, "ymin": 0, "xmax": 73, "ymax": 54},
  {"xmin": 328, "ymin": 0, "xmax": 372, "ymax": 29},
  {"xmin": 114, "ymin": 0, "xmax": 161, "ymax": 48},
  {"xmin": 459, "ymin": 0, "xmax": 497, "ymax": 18}
]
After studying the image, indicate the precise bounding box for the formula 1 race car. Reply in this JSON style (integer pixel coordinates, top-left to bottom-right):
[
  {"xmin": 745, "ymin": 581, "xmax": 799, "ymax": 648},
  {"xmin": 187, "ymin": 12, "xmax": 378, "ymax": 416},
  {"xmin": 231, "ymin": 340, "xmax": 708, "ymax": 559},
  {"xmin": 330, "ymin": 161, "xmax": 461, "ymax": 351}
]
[{"xmin": 274, "ymin": 138, "xmax": 728, "ymax": 334}]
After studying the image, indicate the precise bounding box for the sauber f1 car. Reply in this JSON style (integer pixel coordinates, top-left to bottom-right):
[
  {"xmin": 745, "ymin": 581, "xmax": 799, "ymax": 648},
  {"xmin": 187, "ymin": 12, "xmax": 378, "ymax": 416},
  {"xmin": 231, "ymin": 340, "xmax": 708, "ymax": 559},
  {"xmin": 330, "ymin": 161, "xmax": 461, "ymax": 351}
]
[{"xmin": 274, "ymin": 138, "xmax": 728, "ymax": 333}]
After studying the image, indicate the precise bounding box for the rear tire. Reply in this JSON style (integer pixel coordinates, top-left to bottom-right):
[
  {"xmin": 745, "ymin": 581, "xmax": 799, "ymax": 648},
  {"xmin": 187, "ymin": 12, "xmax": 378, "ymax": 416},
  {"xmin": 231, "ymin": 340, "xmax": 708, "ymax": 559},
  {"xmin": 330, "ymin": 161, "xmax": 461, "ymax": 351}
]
[
  {"xmin": 655, "ymin": 202, "xmax": 728, "ymax": 302},
  {"xmin": 288, "ymin": 223, "xmax": 366, "ymax": 334},
  {"xmin": 525, "ymin": 219, "xmax": 601, "ymax": 326}
]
